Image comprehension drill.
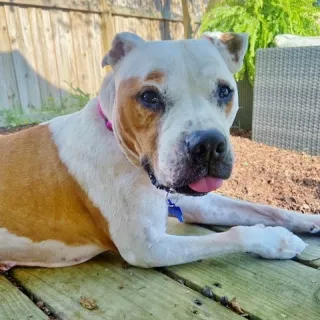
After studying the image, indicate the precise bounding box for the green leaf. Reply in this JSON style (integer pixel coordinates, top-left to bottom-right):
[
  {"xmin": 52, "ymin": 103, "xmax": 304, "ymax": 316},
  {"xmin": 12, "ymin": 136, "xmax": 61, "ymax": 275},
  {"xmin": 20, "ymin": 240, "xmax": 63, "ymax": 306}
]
[{"xmin": 200, "ymin": 0, "xmax": 320, "ymax": 84}]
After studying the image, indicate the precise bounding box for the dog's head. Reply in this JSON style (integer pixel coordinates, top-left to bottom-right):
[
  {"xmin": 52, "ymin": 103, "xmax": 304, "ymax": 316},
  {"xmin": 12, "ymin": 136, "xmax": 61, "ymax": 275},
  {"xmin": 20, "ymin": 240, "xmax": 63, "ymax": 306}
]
[{"xmin": 101, "ymin": 32, "xmax": 248, "ymax": 196}]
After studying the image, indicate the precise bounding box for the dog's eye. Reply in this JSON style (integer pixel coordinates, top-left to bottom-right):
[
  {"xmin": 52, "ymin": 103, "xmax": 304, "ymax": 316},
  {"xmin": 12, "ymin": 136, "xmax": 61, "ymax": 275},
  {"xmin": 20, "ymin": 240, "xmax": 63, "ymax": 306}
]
[
  {"xmin": 141, "ymin": 90, "xmax": 160, "ymax": 104},
  {"xmin": 139, "ymin": 90, "xmax": 164, "ymax": 110},
  {"xmin": 218, "ymin": 85, "xmax": 233, "ymax": 100}
]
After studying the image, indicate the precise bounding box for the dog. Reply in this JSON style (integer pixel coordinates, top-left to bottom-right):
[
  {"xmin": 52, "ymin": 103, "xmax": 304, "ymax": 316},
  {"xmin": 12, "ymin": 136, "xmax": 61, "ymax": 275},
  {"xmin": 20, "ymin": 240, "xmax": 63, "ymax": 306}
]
[{"xmin": 0, "ymin": 32, "xmax": 319, "ymax": 272}]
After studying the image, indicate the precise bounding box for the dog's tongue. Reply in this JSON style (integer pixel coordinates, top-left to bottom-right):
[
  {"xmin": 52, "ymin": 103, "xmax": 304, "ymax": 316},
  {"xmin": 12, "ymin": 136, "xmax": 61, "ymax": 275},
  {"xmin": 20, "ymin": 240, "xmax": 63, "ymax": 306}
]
[{"xmin": 189, "ymin": 177, "xmax": 223, "ymax": 193}]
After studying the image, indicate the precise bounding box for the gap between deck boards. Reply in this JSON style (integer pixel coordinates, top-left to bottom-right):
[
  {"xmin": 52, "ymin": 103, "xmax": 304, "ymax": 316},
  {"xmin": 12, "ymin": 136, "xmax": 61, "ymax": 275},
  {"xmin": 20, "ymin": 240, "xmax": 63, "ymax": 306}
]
[
  {"xmin": 3, "ymin": 272, "xmax": 61, "ymax": 320},
  {"xmin": 158, "ymin": 268, "xmax": 260, "ymax": 320}
]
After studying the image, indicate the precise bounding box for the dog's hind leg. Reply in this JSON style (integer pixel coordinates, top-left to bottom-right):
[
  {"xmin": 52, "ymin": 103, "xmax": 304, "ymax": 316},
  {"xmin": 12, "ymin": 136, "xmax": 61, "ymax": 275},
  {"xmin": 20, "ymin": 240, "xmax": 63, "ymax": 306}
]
[{"xmin": 177, "ymin": 193, "xmax": 320, "ymax": 234}]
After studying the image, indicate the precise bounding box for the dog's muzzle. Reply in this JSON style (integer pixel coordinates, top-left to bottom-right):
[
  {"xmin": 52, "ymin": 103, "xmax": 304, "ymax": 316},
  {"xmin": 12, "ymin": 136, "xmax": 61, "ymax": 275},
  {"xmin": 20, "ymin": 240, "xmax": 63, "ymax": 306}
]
[
  {"xmin": 143, "ymin": 129, "xmax": 233, "ymax": 196},
  {"xmin": 185, "ymin": 129, "xmax": 227, "ymax": 164}
]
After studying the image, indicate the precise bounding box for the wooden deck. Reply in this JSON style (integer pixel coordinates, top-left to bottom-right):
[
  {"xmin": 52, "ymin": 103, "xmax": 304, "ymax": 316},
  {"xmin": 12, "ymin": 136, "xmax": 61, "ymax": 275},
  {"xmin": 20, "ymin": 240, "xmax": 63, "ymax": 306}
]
[{"xmin": 1, "ymin": 219, "xmax": 319, "ymax": 320}]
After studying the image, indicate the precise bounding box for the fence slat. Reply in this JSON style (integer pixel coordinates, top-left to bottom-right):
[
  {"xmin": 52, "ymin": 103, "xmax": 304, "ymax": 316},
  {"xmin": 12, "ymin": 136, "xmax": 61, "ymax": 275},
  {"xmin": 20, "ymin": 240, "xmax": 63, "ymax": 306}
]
[
  {"xmin": 18, "ymin": 5, "xmax": 43, "ymax": 109},
  {"xmin": 0, "ymin": 6, "xmax": 21, "ymax": 111},
  {"xmin": 39, "ymin": 8, "xmax": 62, "ymax": 106},
  {"xmin": 85, "ymin": 14, "xmax": 98, "ymax": 96},
  {"xmin": 70, "ymin": 11, "xmax": 95, "ymax": 98},
  {"xmin": 28, "ymin": 7, "xmax": 62, "ymax": 108},
  {"xmin": 50, "ymin": 9, "xmax": 79, "ymax": 107},
  {"xmin": 0, "ymin": 0, "xmax": 101, "ymax": 12},
  {"xmin": 5, "ymin": 5, "xmax": 42, "ymax": 112},
  {"xmin": 89, "ymin": 13, "xmax": 106, "ymax": 95},
  {"xmin": 167, "ymin": 21, "xmax": 184, "ymax": 40},
  {"xmin": 111, "ymin": 5, "xmax": 184, "ymax": 22},
  {"xmin": 100, "ymin": 0, "xmax": 115, "ymax": 74},
  {"xmin": 28, "ymin": 7, "xmax": 48, "ymax": 106}
]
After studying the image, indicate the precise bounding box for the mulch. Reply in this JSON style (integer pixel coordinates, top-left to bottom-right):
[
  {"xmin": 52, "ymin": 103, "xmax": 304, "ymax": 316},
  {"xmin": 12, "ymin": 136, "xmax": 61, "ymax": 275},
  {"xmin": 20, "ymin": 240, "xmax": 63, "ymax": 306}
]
[
  {"xmin": 221, "ymin": 129, "xmax": 320, "ymax": 214},
  {"xmin": 1, "ymin": 125, "xmax": 319, "ymax": 214}
]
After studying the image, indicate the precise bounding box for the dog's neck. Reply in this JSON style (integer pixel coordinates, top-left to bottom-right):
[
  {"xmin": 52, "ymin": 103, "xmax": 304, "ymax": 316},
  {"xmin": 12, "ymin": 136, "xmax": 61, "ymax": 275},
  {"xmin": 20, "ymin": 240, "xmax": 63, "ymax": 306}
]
[
  {"xmin": 97, "ymin": 99, "xmax": 113, "ymax": 131},
  {"xmin": 49, "ymin": 98, "xmax": 151, "ymax": 192},
  {"xmin": 99, "ymin": 71, "xmax": 116, "ymax": 122}
]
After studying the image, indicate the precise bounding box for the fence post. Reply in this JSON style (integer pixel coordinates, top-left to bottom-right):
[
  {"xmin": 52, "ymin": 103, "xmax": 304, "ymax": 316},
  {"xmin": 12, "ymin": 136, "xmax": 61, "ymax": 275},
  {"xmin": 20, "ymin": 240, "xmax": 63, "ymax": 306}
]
[
  {"xmin": 100, "ymin": 0, "xmax": 115, "ymax": 73},
  {"xmin": 181, "ymin": 0, "xmax": 192, "ymax": 39}
]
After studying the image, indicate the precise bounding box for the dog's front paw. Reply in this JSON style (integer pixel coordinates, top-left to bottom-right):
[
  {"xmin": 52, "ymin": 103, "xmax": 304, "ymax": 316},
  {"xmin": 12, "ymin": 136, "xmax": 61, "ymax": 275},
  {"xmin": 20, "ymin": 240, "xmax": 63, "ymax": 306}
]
[{"xmin": 239, "ymin": 225, "xmax": 307, "ymax": 260}]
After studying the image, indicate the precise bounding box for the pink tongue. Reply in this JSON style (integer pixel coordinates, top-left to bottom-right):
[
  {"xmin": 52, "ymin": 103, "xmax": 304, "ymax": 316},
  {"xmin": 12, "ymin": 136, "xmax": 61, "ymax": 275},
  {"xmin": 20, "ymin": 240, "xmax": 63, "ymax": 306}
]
[{"xmin": 189, "ymin": 177, "xmax": 223, "ymax": 193}]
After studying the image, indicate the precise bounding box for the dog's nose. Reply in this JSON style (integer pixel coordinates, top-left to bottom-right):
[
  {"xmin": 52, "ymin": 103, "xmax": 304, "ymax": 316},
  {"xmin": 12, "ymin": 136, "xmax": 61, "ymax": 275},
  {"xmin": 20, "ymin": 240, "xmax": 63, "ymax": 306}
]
[{"xmin": 186, "ymin": 130, "xmax": 227, "ymax": 162}]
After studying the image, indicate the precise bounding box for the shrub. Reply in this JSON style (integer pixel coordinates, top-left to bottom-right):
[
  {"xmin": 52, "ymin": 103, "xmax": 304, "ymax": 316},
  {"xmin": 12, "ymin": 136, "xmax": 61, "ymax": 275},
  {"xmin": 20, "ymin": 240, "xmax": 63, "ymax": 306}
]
[{"xmin": 201, "ymin": 0, "xmax": 320, "ymax": 84}]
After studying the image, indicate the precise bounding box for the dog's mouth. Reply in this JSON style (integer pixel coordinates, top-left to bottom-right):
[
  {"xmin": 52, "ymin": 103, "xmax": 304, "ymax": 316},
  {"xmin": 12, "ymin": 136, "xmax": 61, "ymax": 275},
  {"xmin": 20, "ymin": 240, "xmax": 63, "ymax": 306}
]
[
  {"xmin": 144, "ymin": 162, "xmax": 224, "ymax": 196},
  {"xmin": 173, "ymin": 180, "xmax": 223, "ymax": 196}
]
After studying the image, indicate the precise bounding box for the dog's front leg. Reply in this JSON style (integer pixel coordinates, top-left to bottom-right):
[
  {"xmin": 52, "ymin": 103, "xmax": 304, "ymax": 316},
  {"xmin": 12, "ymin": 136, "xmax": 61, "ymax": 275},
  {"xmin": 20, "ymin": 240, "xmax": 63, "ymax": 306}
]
[
  {"xmin": 115, "ymin": 225, "xmax": 307, "ymax": 268},
  {"xmin": 177, "ymin": 193, "xmax": 320, "ymax": 234},
  {"xmin": 109, "ymin": 195, "xmax": 307, "ymax": 268}
]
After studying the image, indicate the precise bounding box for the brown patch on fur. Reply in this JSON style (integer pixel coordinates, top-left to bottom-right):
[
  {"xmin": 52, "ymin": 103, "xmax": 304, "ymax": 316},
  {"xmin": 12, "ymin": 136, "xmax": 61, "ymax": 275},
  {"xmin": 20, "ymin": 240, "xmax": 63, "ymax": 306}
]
[
  {"xmin": 0, "ymin": 125, "xmax": 117, "ymax": 252},
  {"xmin": 220, "ymin": 33, "xmax": 243, "ymax": 62},
  {"xmin": 116, "ymin": 77, "xmax": 161, "ymax": 166},
  {"xmin": 144, "ymin": 70, "xmax": 165, "ymax": 83},
  {"xmin": 225, "ymin": 97, "xmax": 234, "ymax": 117}
]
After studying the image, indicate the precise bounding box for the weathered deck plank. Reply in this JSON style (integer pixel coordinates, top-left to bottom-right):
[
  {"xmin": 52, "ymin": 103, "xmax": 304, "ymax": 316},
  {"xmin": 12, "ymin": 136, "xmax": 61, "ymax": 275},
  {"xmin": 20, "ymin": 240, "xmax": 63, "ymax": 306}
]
[
  {"xmin": 166, "ymin": 220, "xmax": 320, "ymax": 320},
  {"xmin": 12, "ymin": 254, "xmax": 241, "ymax": 320},
  {"xmin": 209, "ymin": 225, "xmax": 320, "ymax": 268},
  {"xmin": 9, "ymin": 220, "xmax": 320, "ymax": 319},
  {"xmin": 0, "ymin": 276, "xmax": 47, "ymax": 320},
  {"xmin": 294, "ymin": 235, "xmax": 320, "ymax": 268}
]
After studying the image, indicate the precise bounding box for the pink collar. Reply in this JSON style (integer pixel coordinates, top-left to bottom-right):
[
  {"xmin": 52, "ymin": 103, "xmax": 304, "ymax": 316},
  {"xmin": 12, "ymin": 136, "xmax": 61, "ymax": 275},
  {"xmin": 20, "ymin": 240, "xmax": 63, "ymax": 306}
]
[{"xmin": 98, "ymin": 99, "xmax": 113, "ymax": 132}]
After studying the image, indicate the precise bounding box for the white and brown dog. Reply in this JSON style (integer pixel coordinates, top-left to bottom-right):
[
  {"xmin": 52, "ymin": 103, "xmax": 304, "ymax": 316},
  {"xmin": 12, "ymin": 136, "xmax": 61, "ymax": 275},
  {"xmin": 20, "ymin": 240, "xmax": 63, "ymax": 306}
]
[{"xmin": 0, "ymin": 32, "xmax": 319, "ymax": 271}]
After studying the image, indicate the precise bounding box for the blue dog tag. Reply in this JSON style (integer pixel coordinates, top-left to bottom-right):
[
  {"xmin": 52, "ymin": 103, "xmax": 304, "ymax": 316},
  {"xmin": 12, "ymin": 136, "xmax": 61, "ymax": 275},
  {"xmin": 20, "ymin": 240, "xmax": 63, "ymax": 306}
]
[{"xmin": 167, "ymin": 199, "xmax": 184, "ymax": 223}]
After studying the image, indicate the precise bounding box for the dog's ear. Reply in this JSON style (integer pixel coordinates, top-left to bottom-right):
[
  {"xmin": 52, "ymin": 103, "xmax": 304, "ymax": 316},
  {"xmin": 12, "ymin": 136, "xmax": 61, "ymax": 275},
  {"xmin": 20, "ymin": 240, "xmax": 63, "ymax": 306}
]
[
  {"xmin": 101, "ymin": 32, "xmax": 145, "ymax": 68},
  {"xmin": 201, "ymin": 32, "xmax": 249, "ymax": 73}
]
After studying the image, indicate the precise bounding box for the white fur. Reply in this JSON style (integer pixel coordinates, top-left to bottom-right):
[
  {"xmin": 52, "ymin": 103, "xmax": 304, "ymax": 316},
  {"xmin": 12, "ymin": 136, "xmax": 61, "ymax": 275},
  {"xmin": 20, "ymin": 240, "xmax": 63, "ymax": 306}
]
[
  {"xmin": 2, "ymin": 33, "xmax": 319, "ymax": 269},
  {"xmin": 48, "ymin": 34, "xmax": 318, "ymax": 267},
  {"xmin": 179, "ymin": 193, "xmax": 320, "ymax": 234},
  {"xmin": 109, "ymin": 38, "xmax": 239, "ymax": 184},
  {"xmin": 0, "ymin": 228, "xmax": 103, "ymax": 267},
  {"xmin": 45, "ymin": 100, "xmax": 315, "ymax": 266}
]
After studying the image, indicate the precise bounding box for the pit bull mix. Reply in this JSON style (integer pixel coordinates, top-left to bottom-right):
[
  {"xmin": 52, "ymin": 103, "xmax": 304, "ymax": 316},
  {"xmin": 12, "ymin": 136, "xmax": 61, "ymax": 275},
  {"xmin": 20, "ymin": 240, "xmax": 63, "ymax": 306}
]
[{"xmin": 0, "ymin": 32, "xmax": 319, "ymax": 271}]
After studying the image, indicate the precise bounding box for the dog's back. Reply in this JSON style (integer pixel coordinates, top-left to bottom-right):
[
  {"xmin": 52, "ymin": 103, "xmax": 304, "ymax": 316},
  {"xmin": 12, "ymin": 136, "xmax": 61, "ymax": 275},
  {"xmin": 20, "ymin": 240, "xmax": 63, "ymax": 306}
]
[{"xmin": 0, "ymin": 124, "xmax": 116, "ymax": 268}]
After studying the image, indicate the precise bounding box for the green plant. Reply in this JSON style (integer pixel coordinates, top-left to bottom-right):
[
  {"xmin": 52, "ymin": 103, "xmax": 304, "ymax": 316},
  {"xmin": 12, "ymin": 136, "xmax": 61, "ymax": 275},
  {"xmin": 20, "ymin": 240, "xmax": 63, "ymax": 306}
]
[
  {"xmin": 201, "ymin": 0, "xmax": 320, "ymax": 84},
  {"xmin": 65, "ymin": 81, "xmax": 92, "ymax": 106},
  {"xmin": 0, "ymin": 84, "xmax": 93, "ymax": 127},
  {"xmin": 0, "ymin": 89, "xmax": 92, "ymax": 128}
]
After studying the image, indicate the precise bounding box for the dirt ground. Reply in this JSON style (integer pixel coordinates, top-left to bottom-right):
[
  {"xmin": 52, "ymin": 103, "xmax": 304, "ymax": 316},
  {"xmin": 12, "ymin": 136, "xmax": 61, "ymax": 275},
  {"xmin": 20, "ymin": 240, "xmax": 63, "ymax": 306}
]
[
  {"xmin": 1, "ymin": 125, "xmax": 319, "ymax": 214},
  {"xmin": 221, "ymin": 129, "xmax": 320, "ymax": 214}
]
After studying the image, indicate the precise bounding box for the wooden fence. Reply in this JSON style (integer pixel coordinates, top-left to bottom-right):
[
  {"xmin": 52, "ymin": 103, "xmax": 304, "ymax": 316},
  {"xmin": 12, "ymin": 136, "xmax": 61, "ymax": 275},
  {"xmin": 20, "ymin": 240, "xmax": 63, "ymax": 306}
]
[{"xmin": 0, "ymin": 0, "xmax": 207, "ymax": 123}]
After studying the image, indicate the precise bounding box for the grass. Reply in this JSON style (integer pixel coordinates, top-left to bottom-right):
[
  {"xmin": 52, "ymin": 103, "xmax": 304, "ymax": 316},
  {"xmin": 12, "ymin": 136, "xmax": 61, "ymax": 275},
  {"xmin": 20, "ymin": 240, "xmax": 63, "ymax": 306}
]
[{"xmin": 0, "ymin": 84, "xmax": 92, "ymax": 128}]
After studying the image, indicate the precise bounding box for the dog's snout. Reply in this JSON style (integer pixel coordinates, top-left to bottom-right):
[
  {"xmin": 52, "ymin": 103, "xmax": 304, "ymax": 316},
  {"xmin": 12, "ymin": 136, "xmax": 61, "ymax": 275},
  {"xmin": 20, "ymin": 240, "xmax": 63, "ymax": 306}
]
[{"xmin": 186, "ymin": 130, "xmax": 227, "ymax": 162}]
